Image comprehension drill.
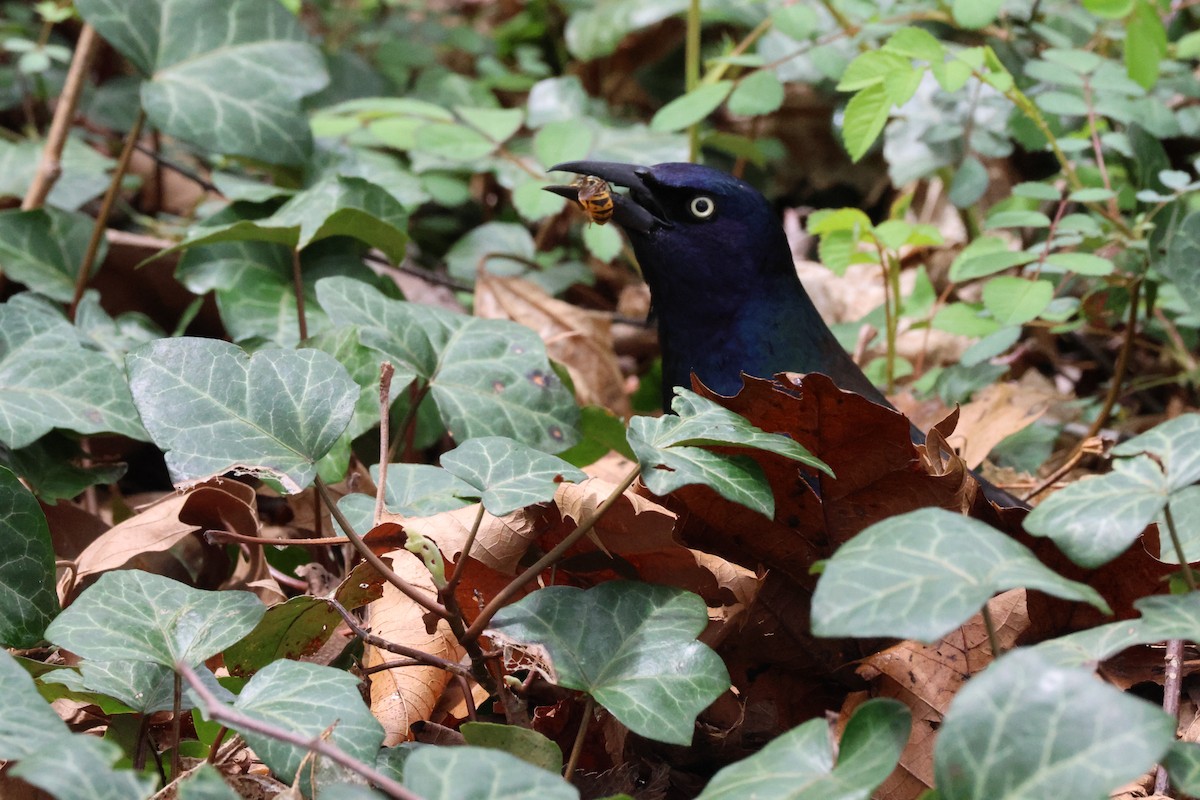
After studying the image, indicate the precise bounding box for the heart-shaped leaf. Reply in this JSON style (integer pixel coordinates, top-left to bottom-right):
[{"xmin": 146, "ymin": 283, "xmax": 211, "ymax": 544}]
[
  {"xmin": 627, "ymin": 388, "xmax": 830, "ymax": 517},
  {"xmin": 403, "ymin": 746, "xmax": 577, "ymax": 800},
  {"xmin": 44, "ymin": 570, "xmax": 264, "ymax": 668},
  {"xmin": 489, "ymin": 581, "xmax": 729, "ymax": 745},
  {"xmin": 127, "ymin": 338, "xmax": 357, "ymax": 491},
  {"xmin": 698, "ymin": 699, "xmax": 910, "ymax": 800},
  {"xmin": 76, "ymin": 0, "xmax": 327, "ymax": 165},
  {"xmin": 440, "ymin": 436, "xmax": 586, "ymax": 516},
  {"xmin": 812, "ymin": 507, "xmax": 1109, "ymax": 642},
  {"xmin": 317, "ymin": 276, "xmax": 579, "ymax": 453},
  {"xmin": 935, "ymin": 648, "xmax": 1174, "ymax": 800},
  {"xmin": 0, "ymin": 299, "xmax": 147, "ymax": 448},
  {"xmin": 0, "ymin": 208, "xmax": 102, "ymax": 302},
  {"xmin": 229, "ymin": 660, "xmax": 384, "ymax": 784}
]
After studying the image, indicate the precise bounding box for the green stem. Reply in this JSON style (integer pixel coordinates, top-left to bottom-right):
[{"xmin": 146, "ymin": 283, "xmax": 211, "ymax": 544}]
[
  {"xmin": 1164, "ymin": 503, "xmax": 1197, "ymax": 592},
  {"xmin": 686, "ymin": 0, "xmax": 702, "ymax": 161},
  {"xmin": 981, "ymin": 604, "xmax": 1002, "ymax": 660}
]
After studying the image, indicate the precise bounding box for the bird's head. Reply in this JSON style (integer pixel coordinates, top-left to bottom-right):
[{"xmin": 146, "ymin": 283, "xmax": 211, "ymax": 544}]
[{"xmin": 546, "ymin": 161, "xmax": 793, "ymax": 310}]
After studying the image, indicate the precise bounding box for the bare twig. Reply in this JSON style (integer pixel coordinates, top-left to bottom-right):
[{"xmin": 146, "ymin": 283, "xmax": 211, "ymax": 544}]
[
  {"xmin": 313, "ymin": 476, "xmax": 449, "ymax": 619},
  {"xmin": 177, "ymin": 662, "xmax": 421, "ymax": 800},
  {"xmin": 68, "ymin": 107, "xmax": 146, "ymax": 320},
  {"xmin": 22, "ymin": 24, "xmax": 98, "ymax": 211},
  {"xmin": 564, "ymin": 695, "xmax": 594, "ymax": 780},
  {"xmin": 327, "ymin": 598, "xmax": 470, "ymax": 678},
  {"xmin": 463, "ymin": 465, "xmax": 641, "ymax": 642},
  {"xmin": 1155, "ymin": 638, "xmax": 1185, "ymax": 794},
  {"xmin": 375, "ymin": 362, "xmax": 395, "ymax": 527}
]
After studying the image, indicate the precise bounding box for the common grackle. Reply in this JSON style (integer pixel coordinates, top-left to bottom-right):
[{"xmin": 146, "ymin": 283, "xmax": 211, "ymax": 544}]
[{"xmin": 547, "ymin": 161, "xmax": 1026, "ymax": 509}]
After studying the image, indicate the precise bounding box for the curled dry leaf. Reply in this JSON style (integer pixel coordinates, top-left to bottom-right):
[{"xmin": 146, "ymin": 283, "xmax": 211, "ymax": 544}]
[
  {"xmin": 365, "ymin": 549, "xmax": 465, "ymax": 745},
  {"xmin": 74, "ymin": 478, "xmax": 258, "ymax": 579},
  {"xmin": 475, "ymin": 273, "xmax": 631, "ymax": 416}
]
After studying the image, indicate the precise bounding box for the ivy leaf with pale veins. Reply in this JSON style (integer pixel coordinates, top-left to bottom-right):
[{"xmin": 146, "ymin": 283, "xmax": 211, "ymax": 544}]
[
  {"xmin": 44, "ymin": 570, "xmax": 264, "ymax": 668},
  {"xmin": 489, "ymin": 581, "xmax": 730, "ymax": 745},
  {"xmin": 0, "ymin": 467, "xmax": 59, "ymax": 648},
  {"xmin": 0, "ymin": 300, "xmax": 147, "ymax": 448},
  {"xmin": 627, "ymin": 388, "xmax": 830, "ymax": 517},
  {"xmin": 440, "ymin": 436, "xmax": 587, "ymax": 516},
  {"xmin": 75, "ymin": 0, "xmax": 328, "ymax": 166},
  {"xmin": 126, "ymin": 338, "xmax": 357, "ymax": 492},
  {"xmin": 317, "ymin": 276, "xmax": 580, "ymax": 453}
]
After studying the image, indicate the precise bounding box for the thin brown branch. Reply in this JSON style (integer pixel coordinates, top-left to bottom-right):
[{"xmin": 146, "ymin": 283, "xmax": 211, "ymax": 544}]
[
  {"xmin": 375, "ymin": 362, "xmax": 395, "ymax": 527},
  {"xmin": 22, "ymin": 24, "xmax": 99, "ymax": 211},
  {"xmin": 313, "ymin": 476, "xmax": 449, "ymax": 619},
  {"xmin": 177, "ymin": 661, "xmax": 421, "ymax": 800},
  {"xmin": 68, "ymin": 108, "xmax": 146, "ymax": 320},
  {"xmin": 463, "ymin": 465, "xmax": 641, "ymax": 642}
]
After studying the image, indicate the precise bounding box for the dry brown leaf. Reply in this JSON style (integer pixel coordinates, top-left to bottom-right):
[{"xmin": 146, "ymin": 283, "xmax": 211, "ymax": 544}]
[
  {"xmin": 475, "ymin": 273, "xmax": 631, "ymax": 416},
  {"xmin": 74, "ymin": 479, "xmax": 258, "ymax": 579},
  {"xmin": 399, "ymin": 503, "xmax": 541, "ymax": 575},
  {"xmin": 365, "ymin": 550, "xmax": 465, "ymax": 744},
  {"xmin": 951, "ymin": 381, "xmax": 1052, "ymax": 469},
  {"xmin": 854, "ymin": 590, "xmax": 1031, "ymax": 800}
]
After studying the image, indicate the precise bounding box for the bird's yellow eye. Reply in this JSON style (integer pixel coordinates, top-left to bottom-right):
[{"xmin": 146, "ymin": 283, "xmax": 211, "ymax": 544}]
[{"xmin": 689, "ymin": 195, "xmax": 716, "ymax": 219}]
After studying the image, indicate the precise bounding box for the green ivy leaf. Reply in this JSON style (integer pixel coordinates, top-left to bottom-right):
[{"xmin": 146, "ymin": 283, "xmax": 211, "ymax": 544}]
[
  {"xmin": 0, "ymin": 299, "xmax": 148, "ymax": 448},
  {"xmin": 45, "ymin": 570, "xmax": 264, "ymax": 668},
  {"xmin": 935, "ymin": 648, "xmax": 1174, "ymax": 800},
  {"xmin": 404, "ymin": 746, "xmax": 577, "ymax": 799},
  {"xmin": 812, "ymin": 508, "xmax": 1109, "ymax": 642},
  {"xmin": 0, "ymin": 208, "xmax": 102, "ymax": 302},
  {"xmin": 127, "ymin": 338, "xmax": 357, "ymax": 491},
  {"xmin": 440, "ymin": 437, "xmax": 586, "ymax": 516},
  {"xmin": 489, "ymin": 582, "xmax": 729, "ymax": 745},
  {"xmin": 627, "ymin": 388, "xmax": 831, "ymax": 517},
  {"xmin": 12, "ymin": 729, "xmax": 157, "ymax": 800},
  {"xmin": 177, "ymin": 176, "xmax": 408, "ymax": 263},
  {"xmin": 230, "ymin": 660, "xmax": 384, "ymax": 785},
  {"xmin": 460, "ymin": 722, "xmax": 563, "ymax": 773},
  {"xmin": 698, "ymin": 699, "xmax": 910, "ymax": 799},
  {"xmin": 317, "ymin": 277, "xmax": 580, "ymax": 453},
  {"xmin": 76, "ymin": 0, "xmax": 327, "ymax": 165},
  {"xmin": 0, "ymin": 466, "xmax": 58, "ymax": 648},
  {"xmin": 1023, "ymin": 455, "xmax": 1168, "ymax": 568},
  {"xmin": 0, "ymin": 650, "xmax": 72, "ymax": 759}
]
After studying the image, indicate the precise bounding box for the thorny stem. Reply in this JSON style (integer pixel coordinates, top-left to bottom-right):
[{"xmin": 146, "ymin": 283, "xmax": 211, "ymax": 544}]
[
  {"xmin": 68, "ymin": 107, "xmax": 146, "ymax": 320},
  {"xmin": 313, "ymin": 476, "xmax": 449, "ymax": 619},
  {"xmin": 1164, "ymin": 503, "xmax": 1197, "ymax": 592},
  {"xmin": 463, "ymin": 464, "xmax": 642, "ymax": 643},
  {"xmin": 178, "ymin": 662, "xmax": 421, "ymax": 800}
]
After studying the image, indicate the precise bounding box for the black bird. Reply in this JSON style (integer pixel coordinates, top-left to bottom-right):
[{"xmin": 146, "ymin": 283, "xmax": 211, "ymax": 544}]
[{"xmin": 547, "ymin": 161, "xmax": 1026, "ymax": 509}]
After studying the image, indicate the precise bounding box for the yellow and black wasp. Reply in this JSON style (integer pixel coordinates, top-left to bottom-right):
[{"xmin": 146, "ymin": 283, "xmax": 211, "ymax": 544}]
[{"xmin": 573, "ymin": 175, "xmax": 614, "ymax": 225}]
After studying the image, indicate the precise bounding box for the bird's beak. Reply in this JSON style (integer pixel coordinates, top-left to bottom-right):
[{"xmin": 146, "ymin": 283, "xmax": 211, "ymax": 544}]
[{"xmin": 544, "ymin": 160, "xmax": 668, "ymax": 233}]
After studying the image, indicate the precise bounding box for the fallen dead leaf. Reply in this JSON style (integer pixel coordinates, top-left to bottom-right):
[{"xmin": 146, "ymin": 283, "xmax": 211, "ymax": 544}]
[
  {"xmin": 74, "ymin": 478, "xmax": 258, "ymax": 579},
  {"xmin": 951, "ymin": 381, "xmax": 1053, "ymax": 469},
  {"xmin": 475, "ymin": 273, "xmax": 631, "ymax": 417},
  {"xmin": 365, "ymin": 550, "xmax": 465, "ymax": 745}
]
